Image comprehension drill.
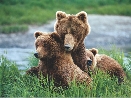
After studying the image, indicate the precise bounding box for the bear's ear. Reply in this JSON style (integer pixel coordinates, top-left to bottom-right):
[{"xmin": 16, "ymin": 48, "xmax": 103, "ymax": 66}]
[
  {"xmin": 56, "ymin": 11, "xmax": 66, "ymax": 21},
  {"xmin": 76, "ymin": 11, "xmax": 87, "ymax": 23},
  {"xmin": 89, "ymin": 48, "xmax": 98, "ymax": 56},
  {"xmin": 34, "ymin": 31, "xmax": 43, "ymax": 39},
  {"xmin": 50, "ymin": 32, "xmax": 62, "ymax": 43}
]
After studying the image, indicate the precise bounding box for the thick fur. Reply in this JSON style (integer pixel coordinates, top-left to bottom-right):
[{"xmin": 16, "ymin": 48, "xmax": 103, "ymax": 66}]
[
  {"xmin": 54, "ymin": 11, "xmax": 91, "ymax": 73},
  {"xmin": 27, "ymin": 32, "xmax": 92, "ymax": 87},
  {"xmin": 86, "ymin": 48, "xmax": 126, "ymax": 84}
]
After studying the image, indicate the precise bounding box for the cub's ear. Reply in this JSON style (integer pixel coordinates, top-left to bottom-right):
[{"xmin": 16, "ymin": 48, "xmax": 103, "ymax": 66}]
[
  {"xmin": 56, "ymin": 11, "xmax": 66, "ymax": 21},
  {"xmin": 76, "ymin": 11, "xmax": 87, "ymax": 23},
  {"xmin": 89, "ymin": 48, "xmax": 98, "ymax": 56},
  {"xmin": 34, "ymin": 31, "xmax": 43, "ymax": 39},
  {"xmin": 50, "ymin": 32, "xmax": 62, "ymax": 43}
]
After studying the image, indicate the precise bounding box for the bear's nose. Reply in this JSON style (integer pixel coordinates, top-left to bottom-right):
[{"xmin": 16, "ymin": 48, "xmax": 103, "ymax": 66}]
[
  {"xmin": 87, "ymin": 60, "xmax": 92, "ymax": 66},
  {"xmin": 34, "ymin": 53, "xmax": 39, "ymax": 58},
  {"xmin": 64, "ymin": 44, "xmax": 71, "ymax": 51}
]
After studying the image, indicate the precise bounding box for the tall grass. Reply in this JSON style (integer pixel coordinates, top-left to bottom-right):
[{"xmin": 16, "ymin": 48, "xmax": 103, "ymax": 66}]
[
  {"xmin": 0, "ymin": 25, "xmax": 28, "ymax": 34},
  {"xmin": 28, "ymin": 53, "xmax": 38, "ymax": 67},
  {"xmin": 99, "ymin": 46, "xmax": 131, "ymax": 81},
  {"xmin": 0, "ymin": 48, "xmax": 131, "ymax": 97},
  {"xmin": 0, "ymin": 0, "xmax": 131, "ymax": 34}
]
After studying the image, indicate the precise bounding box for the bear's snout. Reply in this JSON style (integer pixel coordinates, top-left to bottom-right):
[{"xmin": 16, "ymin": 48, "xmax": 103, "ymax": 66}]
[
  {"xmin": 64, "ymin": 44, "xmax": 71, "ymax": 51},
  {"xmin": 87, "ymin": 60, "xmax": 92, "ymax": 66},
  {"xmin": 34, "ymin": 53, "xmax": 39, "ymax": 58}
]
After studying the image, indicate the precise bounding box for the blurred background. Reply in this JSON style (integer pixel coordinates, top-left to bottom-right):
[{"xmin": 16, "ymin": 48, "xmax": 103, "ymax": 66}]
[{"xmin": 0, "ymin": 0, "xmax": 131, "ymax": 69}]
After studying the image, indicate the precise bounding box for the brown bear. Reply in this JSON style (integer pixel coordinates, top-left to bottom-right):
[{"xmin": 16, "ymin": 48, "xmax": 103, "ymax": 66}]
[
  {"xmin": 85, "ymin": 48, "xmax": 98, "ymax": 76},
  {"xmin": 86, "ymin": 48, "xmax": 126, "ymax": 84},
  {"xmin": 27, "ymin": 31, "xmax": 92, "ymax": 87},
  {"xmin": 26, "ymin": 66, "xmax": 39, "ymax": 77},
  {"xmin": 54, "ymin": 11, "xmax": 91, "ymax": 73}
]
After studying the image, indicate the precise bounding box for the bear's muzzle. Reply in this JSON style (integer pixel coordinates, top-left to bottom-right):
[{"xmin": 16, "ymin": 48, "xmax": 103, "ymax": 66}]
[{"xmin": 34, "ymin": 52, "xmax": 39, "ymax": 58}]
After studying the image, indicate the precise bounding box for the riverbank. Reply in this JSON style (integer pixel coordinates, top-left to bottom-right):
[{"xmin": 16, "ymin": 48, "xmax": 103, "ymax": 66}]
[{"xmin": 0, "ymin": 15, "xmax": 131, "ymax": 70}]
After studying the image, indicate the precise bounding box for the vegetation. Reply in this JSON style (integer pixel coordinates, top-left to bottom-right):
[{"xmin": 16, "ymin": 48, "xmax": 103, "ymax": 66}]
[
  {"xmin": 0, "ymin": 0, "xmax": 130, "ymax": 97},
  {"xmin": 0, "ymin": 0, "xmax": 131, "ymax": 34},
  {"xmin": 0, "ymin": 25, "xmax": 28, "ymax": 34},
  {"xmin": 0, "ymin": 48, "xmax": 131, "ymax": 97}
]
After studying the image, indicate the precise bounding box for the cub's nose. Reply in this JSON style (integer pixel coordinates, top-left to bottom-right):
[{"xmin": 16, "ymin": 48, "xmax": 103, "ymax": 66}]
[
  {"xmin": 34, "ymin": 53, "xmax": 39, "ymax": 58},
  {"xmin": 87, "ymin": 60, "xmax": 92, "ymax": 66},
  {"xmin": 64, "ymin": 44, "xmax": 71, "ymax": 51}
]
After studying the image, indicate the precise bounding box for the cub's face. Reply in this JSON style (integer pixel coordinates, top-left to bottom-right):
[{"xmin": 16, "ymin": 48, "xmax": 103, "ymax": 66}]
[
  {"xmin": 34, "ymin": 32, "xmax": 62, "ymax": 59},
  {"xmin": 35, "ymin": 35, "xmax": 50, "ymax": 59},
  {"xmin": 55, "ymin": 11, "xmax": 90, "ymax": 51},
  {"xmin": 86, "ymin": 48, "xmax": 98, "ymax": 71}
]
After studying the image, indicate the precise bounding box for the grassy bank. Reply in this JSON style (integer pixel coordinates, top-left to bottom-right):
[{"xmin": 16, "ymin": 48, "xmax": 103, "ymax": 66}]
[
  {"xmin": 0, "ymin": 0, "xmax": 131, "ymax": 34},
  {"xmin": 0, "ymin": 48, "xmax": 131, "ymax": 97}
]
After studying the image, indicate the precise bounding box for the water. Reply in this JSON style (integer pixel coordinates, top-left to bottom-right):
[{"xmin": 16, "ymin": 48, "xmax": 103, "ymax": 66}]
[
  {"xmin": 0, "ymin": 48, "xmax": 35, "ymax": 70},
  {"xmin": 0, "ymin": 15, "xmax": 131, "ymax": 70}
]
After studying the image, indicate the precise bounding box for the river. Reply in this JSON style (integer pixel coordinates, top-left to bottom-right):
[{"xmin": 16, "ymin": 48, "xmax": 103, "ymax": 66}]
[{"xmin": 0, "ymin": 15, "xmax": 131, "ymax": 70}]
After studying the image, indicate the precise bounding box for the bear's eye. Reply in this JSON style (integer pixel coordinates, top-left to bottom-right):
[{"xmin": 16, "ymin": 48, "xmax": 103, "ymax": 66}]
[
  {"xmin": 90, "ymin": 57, "xmax": 93, "ymax": 60},
  {"xmin": 62, "ymin": 30, "xmax": 67, "ymax": 34},
  {"xmin": 63, "ymin": 32, "xmax": 67, "ymax": 34},
  {"xmin": 71, "ymin": 29, "xmax": 76, "ymax": 35},
  {"xmin": 43, "ymin": 43, "xmax": 48, "ymax": 47},
  {"xmin": 43, "ymin": 43, "xmax": 50, "ymax": 51},
  {"xmin": 72, "ymin": 31, "xmax": 75, "ymax": 35}
]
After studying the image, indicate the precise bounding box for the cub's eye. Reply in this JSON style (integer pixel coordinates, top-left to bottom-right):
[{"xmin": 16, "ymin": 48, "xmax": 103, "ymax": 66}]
[
  {"xmin": 43, "ymin": 43, "xmax": 48, "ymax": 47},
  {"xmin": 71, "ymin": 29, "xmax": 76, "ymax": 35},
  {"xmin": 63, "ymin": 31, "xmax": 67, "ymax": 34},
  {"xmin": 72, "ymin": 31, "xmax": 75, "ymax": 35},
  {"xmin": 90, "ymin": 57, "xmax": 93, "ymax": 60}
]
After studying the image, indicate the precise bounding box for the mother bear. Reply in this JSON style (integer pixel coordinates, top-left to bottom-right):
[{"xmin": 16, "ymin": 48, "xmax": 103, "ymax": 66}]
[{"xmin": 55, "ymin": 11, "xmax": 91, "ymax": 73}]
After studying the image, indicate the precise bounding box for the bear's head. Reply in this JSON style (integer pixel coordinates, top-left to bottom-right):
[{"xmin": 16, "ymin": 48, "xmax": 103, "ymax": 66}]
[
  {"xmin": 34, "ymin": 31, "xmax": 63, "ymax": 59},
  {"xmin": 86, "ymin": 48, "xmax": 98, "ymax": 72},
  {"xmin": 55, "ymin": 11, "xmax": 90, "ymax": 51}
]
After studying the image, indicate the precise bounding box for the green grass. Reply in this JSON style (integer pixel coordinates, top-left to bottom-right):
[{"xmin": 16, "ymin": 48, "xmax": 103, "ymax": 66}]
[
  {"xmin": 85, "ymin": 4, "xmax": 131, "ymax": 15},
  {"xmin": 0, "ymin": 48, "xmax": 131, "ymax": 97},
  {"xmin": 0, "ymin": 0, "xmax": 131, "ymax": 34},
  {"xmin": 0, "ymin": 25, "xmax": 28, "ymax": 34},
  {"xmin": 28, "ymin": 53, "xmax": 39, "ymax": 67}
]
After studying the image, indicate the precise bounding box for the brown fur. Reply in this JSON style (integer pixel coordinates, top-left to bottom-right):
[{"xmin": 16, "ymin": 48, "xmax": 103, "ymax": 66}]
[
  {"xmin": 86, "ymin": 48, "xmax": 97, "ymax": 72},
  {"xmin": 54, "ymin": 11, "xmax": 91, "ymax": 73},
  {"xmin": 27, "ymin": 31, "xmax": 92, "ymax": 87},
  {"xmin": 26, "ymin": 66, "xmax": 39, "ymax": 77},
  {"xmin": 86, "ymin": 48, "xmax": 126, "ymax": 84}
]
